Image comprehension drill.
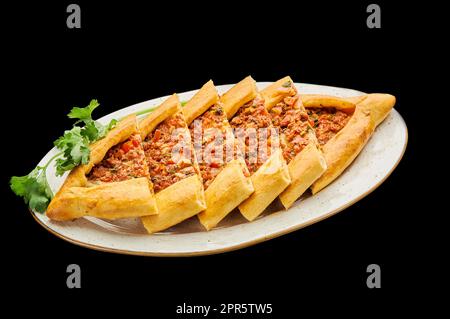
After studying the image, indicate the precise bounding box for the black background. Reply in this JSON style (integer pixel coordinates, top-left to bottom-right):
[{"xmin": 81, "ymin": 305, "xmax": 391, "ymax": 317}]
[{"xmin": 2, "ymin": 0, "xmax": 437, "ymax": 316}]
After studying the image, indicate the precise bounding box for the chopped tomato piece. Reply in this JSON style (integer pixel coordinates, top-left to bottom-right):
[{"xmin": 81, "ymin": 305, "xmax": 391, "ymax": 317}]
[
  {"xmin": 210, "ymin": 162, "xmax": 221, "ymax": 168},
  {"xmin": 121, "ymin": 141, "xmax": 133, "ymax": 153},
  {"xmin": 132, "ymin": 138, "xmax": 140, "ymax": 147},
  {"xmin": 153, "ymin": 130, "xmax": 161, "ymax": 142}
]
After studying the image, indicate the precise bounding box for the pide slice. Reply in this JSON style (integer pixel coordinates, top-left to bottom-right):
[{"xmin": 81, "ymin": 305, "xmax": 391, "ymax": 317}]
[
  {"xmin": 183, "ymin": 80, "xmax": 254, "ymax": 230},
  {"xmin": 139, "ymin": 94, "xmax": 206, "ymax": 234},
  {"xmin": 220, "ymin": 76, "xmax": 291, "ymax": 221},
  {"xmin": 46, "ymin": 114, "xmax": 158, "ymax": 221},
  {"xmin": 261, "ymin": 76, "xmax": 327, "ymax": 209},
  {"xmin": 300, "ymin": 93, "xmax": 396, "ymax": 194}
]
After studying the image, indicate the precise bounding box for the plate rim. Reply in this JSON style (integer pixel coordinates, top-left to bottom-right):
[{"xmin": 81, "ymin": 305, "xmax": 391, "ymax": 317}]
[{"xmin": 28, "ymin": 83, "xmax": 408, "ymax": 257}]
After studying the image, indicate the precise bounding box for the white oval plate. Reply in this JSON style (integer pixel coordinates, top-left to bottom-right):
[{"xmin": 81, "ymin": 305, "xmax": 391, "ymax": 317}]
[{"xmin": 31, "ymin": 83, "xmax": 408, "ymax": 256}]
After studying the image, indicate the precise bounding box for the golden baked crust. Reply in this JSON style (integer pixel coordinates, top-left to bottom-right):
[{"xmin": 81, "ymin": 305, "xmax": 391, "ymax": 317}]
[
  {"xmin": 46, "ymin": 114, "xmax": 158, "ymax": 221},
  {"xmin": 47, "ymin": 177, "xmax": 156, "ymax": 220},
  {"xmin": 357, "ymin": 93, "xmax": 396, "ymax": 126},
  {"xmin": 261, "ymin": 76, "xmax": 295, "ymax": 110},
  {"xmin": 221, "ymin": 76, "xmax": 291, "ymax": 220},
  {"xmin": 139, "ymin": 94, "xmax": 206, "ymax": 233},
  {"xmin": 261, "ymin": 77, "xmax": 327, "ymax": 208},
  {"xmin": 141, "ymin": 175, "xmax": 206, "ymax": 233},
  {"xmin": 139, "ymin": 94, "xmax": 181, "ymax": 139},
  {"xmin": 279, "ymin": 132, "xmax": 327, "ymax": 208},
  {"xmin": 239, "ymin": 149, "xmax": 291, "ymax": 220},
  {"xmin": 198, "ymin": 159, "xmax": 254, "ymax": 230},
  {"xmin": 301, "ymin": 94, "xmax": 357, "ymax": 112},
  {"xmin": 220, "ymin": 76, "xmax": 258, "ymax": 119},
  {"xmin": 183, "ymin": 80, "xmax": 219, "ymax": 125},
  {"xmin": 303, "ymin": 93, "xmax": 396, "ymax": 194}
]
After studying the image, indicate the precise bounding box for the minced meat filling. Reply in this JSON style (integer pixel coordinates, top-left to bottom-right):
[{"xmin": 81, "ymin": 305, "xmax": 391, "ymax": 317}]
[
  {"xmin": 189, "ymin": 103, "xmax": 249, "ymax": 190},
  {"xmin": 87, "ymin": 133, "xmax": 149, "ymax": 183},
  {"xmin": 230, "ymin": 96, "xmax": 274, "ymax": 174},
  {"xmin": 143, "ymin": 113, "xmax": 197, "ymax": 193},
  {"xmin": 269, "ymin": 87, "xmax": 312, "ymax": 164},
  {"xmin": 307, "ymin": 108, "xmax": 352, "ymax": 145}
]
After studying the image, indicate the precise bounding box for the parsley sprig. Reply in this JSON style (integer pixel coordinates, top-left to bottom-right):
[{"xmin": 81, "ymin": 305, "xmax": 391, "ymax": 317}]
[
  {"xmin": 54, "ymin": 100, "xmax": 117, "ymax": 175},
  {"xmin": 10, "ymin": 99, "xmax": 117, "ymax": 213},
  {"xmin": 9, "ymin": 153, "xmax": 60, "ymax": 213}
]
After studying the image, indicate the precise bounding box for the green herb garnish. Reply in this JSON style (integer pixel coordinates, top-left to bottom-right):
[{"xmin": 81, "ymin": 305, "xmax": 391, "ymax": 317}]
[
  {"xmin": 53, "ymin": 100, "xmax": 117, "ymax": 176},
  {"xmin": 10, "ymin": 99, "xmax": 117, "ymax": 213},
  {"xmin": 10, "ymin": 164, "xmax": 54, "ymax": 214}
]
